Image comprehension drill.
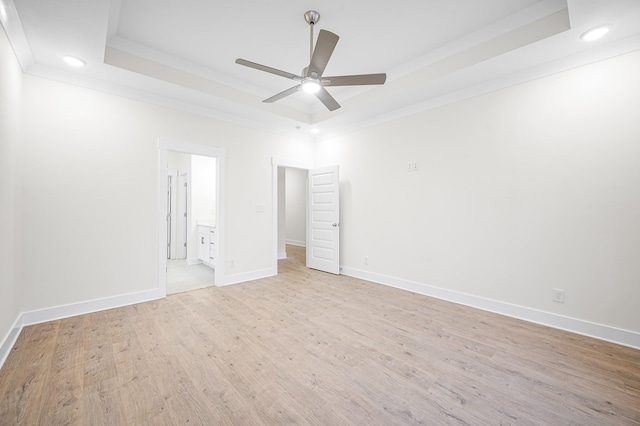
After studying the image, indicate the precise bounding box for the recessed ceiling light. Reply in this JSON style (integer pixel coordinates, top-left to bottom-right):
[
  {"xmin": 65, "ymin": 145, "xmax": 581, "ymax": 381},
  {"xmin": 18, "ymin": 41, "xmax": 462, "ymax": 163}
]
[
  {"xmin": 62, "ymin": 55, "xmax": 86, "ymax": 67},
  {"xmin": 580, "ymin": 25, "xmax": 610, "ymax": 42},
  {"xmin": 310, "ymin": 128, "xmax": 320, "ymax": 134}
]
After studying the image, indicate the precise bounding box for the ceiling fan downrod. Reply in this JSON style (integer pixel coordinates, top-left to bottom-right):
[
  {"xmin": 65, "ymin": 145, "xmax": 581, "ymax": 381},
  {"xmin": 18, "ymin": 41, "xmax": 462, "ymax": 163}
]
[{"xmin": 304, "ymin": 10, "xmax": 320, "ymax": 62}]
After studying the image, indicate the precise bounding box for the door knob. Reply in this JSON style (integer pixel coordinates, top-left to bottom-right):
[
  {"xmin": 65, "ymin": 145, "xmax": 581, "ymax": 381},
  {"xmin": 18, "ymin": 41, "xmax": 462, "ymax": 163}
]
[{"xmin": 332, "ymin": 223, "xmax": 338, "ymax": 227}]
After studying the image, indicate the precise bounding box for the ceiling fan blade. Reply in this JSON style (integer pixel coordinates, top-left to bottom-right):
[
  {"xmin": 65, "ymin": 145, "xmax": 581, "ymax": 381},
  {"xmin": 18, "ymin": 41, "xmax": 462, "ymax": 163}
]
[
  {"xmin": 308, "ymin": 30, "xmax": 339, "ymax": 78},
  {"xmin": 315, "ymin": 87, "xmax": 341, "ymax": 111},
  {"xmin": 236, "ymin": 58, "xmax": 302, "ymax": 81},
  {"xmin": 263, "ymin": 85, "xmax": 301, "ymax": 103},
  {"xmin": 323, "ymin": 73, "xmax": 387, "ymax": 87}
]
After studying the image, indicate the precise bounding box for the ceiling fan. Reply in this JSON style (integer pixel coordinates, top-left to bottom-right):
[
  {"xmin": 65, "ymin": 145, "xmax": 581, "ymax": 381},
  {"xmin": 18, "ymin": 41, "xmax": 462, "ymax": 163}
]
[{"xmin": 235, "ymin": 10, "xmax": 386, "ymax": 111}]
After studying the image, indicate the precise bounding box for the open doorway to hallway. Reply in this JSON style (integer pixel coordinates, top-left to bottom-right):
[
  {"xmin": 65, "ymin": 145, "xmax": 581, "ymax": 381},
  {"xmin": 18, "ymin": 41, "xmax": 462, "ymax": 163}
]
[
  {"xmin": 277, "ymin": 166, "xmax": 308, "ymax": 268},
  {"xmin": 278, "ymin": 244, "xmax": 306, "ymax": 273},
  {"xmin": 274, "ymin": 162, "xmax": 341, "ymax": 275}
]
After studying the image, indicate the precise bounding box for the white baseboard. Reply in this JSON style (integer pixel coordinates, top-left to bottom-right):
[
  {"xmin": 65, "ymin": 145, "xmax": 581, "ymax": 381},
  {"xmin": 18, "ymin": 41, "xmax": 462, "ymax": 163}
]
[
  {"xmin": 1, "ymin": 264, "xmax": 281, "ymax": 368},
  {"xmin": 186, "ymin": 258, "xmax": 201, "ymax": 266},
  {"xmin": 285, "ymin": 239, "xmax": 306, "ymax": 248},
  {"xmin": 342, "ymin": 266, "xmax": 640, "ymax": 350},
  {"xmin": 19, "ymin": 288, "xmax": 163, "ymax": 327},
  {"xmin": 4, "ymin": 264, "xmax": 636, "ymax": 373},
  {"xmin": 0, "ymin": 287, "xmax": 163, "ymax": 370},
  {"xmin": 220, "ymin": 267, "xmax": 276, "ymax": 287},
  {"xmin": 278, "ymin": 251, "xmax": 287, "ymax": 260},
  {"xmin": 0, "ymin": 316, "xmax": 22, "ymax": 370}
]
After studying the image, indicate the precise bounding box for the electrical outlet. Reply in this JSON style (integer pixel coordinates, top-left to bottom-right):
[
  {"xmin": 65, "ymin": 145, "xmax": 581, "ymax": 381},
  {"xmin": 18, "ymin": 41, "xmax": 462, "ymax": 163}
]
[
  {"xmin": 552, "ymin": 288, "xmax": 565, "ymax": 303},
  {"xmin": 364, "ymin": 256, "xmax": 368, "ymax": 265},
  {"xmin": 407, "ymin": 162, "xmax": 418, "ymax": 172},
  {"xmin": 230, "ymin": 259, "xmax": 236, "ymax": 268}
]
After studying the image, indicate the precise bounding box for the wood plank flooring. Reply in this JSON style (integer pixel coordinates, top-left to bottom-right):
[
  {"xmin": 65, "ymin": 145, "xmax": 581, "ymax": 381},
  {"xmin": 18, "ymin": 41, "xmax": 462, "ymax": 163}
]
[{"xmin": 1, "ymin": 245, "xmax": 639, "ymax": 425}]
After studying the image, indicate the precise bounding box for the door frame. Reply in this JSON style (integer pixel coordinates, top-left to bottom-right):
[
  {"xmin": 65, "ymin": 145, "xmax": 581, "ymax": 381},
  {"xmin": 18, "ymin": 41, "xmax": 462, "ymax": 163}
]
[
  {"xmin": 271, "ymin": 157, "xmax": 313, "ymax": 273},
  {"xmin": 158, "ymin": 139, "xmax": 226, "ymax": 295}
]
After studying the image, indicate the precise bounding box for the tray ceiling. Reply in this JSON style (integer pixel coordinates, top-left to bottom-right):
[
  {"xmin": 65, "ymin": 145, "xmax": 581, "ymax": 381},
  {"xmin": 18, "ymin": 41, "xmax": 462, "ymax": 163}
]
[{"xmin": 3, "ymin": 0, "xmax": 640, "ymax": 139}]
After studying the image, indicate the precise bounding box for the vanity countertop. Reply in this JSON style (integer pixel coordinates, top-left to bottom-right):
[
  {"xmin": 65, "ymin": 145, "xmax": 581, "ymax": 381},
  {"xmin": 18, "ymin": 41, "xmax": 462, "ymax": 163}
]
[{"xmin": 197, "ymin": 222, "xmax": 216, "ymax": 228}]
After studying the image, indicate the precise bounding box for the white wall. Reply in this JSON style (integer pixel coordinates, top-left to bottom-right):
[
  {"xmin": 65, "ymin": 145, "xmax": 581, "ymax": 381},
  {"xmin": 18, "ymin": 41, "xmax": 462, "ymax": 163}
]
[
  {"xmin": 316, "ymin": 50, "xmax": 640, "ymax": 336},
  {"xmin": 189, "ymin": 154, "xmax": 216, "ymax": 260},
  {"xmin": 0, "ymin": 25, "xmax": 23, "ymax": 358},
  {"xmin": 3, "ymin": 22, "xmax": 639, "ymax": 354},
  {"xmin": 167, "ymin": 150, "xmax": 191, "ymax": 173},
  {"xmin": 191, "ymin": 155, "xmax": 216, "ymax": 226},
  {"xmin": 285, "ymin": 167, "xmax": 306, "ymax": 246},
  {"xmin": 18, "ymin": 74, "xmax": 315, "ymax": 313}
]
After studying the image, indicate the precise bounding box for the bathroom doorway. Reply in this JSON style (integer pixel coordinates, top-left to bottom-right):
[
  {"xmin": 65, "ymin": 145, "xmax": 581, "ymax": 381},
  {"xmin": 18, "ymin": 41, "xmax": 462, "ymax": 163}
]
[
  {"xmin": 158, "ymin": 139, "xmax": 225, "ymax": 295},
  {"xmin": 165, "ymin": 152, "xmax": 217, "ymax": 294}
]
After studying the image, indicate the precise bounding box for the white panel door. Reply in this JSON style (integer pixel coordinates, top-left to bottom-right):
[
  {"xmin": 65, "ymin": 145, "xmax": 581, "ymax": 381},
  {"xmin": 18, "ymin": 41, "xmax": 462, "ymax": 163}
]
[{"xmin": 307, "ymin": 165, "xmax": 340, "ymax": 274}]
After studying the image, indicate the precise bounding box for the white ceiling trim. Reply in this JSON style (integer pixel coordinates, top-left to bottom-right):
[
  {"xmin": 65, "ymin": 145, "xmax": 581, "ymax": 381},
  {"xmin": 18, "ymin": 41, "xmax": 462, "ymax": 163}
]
[
  {"xmin": 0, "ymin": 0, "xmax": 33, "ymax": 71},
  {"xmin": 314, "ymin": 33, "xmax": 640, "ymax": 142},
  {"xmin": 388, "ymin": 0, "xmax": 569, "ymax": 81},
  {"xmin": 4, "ymin": 0, "xmax": 640, "ymax": 141}
]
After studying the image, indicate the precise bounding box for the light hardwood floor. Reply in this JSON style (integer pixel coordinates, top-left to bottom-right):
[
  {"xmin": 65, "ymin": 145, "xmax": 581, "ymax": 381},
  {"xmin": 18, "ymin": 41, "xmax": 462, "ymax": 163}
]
[{"xmin": 1, "ymin": 245, "xmax": 639, "ymax": 425}]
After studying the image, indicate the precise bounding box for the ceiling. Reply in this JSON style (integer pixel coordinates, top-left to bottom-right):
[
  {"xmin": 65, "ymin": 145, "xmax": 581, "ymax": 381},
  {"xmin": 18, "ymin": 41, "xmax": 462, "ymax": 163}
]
[{"xmin": 2, "ymin": 0, "xmax": 640, "ymax": 140}]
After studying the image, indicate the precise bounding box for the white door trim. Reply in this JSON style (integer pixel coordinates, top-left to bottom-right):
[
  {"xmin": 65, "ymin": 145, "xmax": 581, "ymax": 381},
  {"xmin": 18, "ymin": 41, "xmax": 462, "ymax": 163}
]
[{"xmin": 158, "ymin": 139, "xmax": 226, "ymax": 295}]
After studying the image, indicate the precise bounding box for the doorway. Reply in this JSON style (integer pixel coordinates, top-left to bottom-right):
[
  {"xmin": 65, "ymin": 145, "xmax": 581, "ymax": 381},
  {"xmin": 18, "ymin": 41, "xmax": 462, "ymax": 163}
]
[
  {"xmin": 165, "ymin": 152, "xmax": 216, "ymax": 294},
  {"xmin": 277, "ymin": 166, "xmax": 308, "ymax": 262},
  {"xmin": 158, "ymin": 139, "xmax": 225, "ymax": 295},
  {"xmin": 272, "ymin": 158, "xmax": 340, "ymax": 275},
  {"xmin": 272, "ymin": 157, "xmax": 311, "ymax": 274}
]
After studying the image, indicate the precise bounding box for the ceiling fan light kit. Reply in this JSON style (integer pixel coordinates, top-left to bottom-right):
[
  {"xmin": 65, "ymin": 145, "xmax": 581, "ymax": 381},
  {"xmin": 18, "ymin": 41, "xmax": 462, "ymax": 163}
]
[
  {"xmin": 302, "ymin": 79, "xmax": 321, "ymax": 93},
  {"xmin": 235, "ymin": 10, "xmax": 387, "ymax": 111}
]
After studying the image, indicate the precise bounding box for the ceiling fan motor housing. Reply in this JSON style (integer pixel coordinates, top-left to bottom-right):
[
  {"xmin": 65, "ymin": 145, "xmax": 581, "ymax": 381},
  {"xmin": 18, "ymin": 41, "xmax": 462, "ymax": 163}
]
[{"xmin": 304, "ymin": 10, "xmax": 320, "ymax": 25}]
